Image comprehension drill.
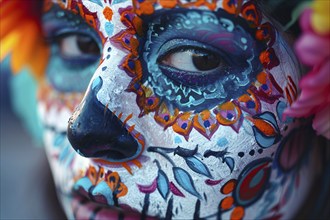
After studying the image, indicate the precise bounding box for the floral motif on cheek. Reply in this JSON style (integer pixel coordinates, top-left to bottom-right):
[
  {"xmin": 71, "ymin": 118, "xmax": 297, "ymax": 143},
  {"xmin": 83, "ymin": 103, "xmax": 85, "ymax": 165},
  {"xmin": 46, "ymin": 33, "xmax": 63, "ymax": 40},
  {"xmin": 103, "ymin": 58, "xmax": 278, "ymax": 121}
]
[
  {"xmin": 247, "ymin": 112, "xmax": 282, "ymax": 149},
  {"xmin": 111, "ymin": 1, "xmax": 282, "ymax": 140},
  {"xmin": 139, "ymin": 145, "xmax": 213, "ymax": 200},
  {"xmin": 218, "ymin": 158, "xmax": 272, "ymax": 220}
]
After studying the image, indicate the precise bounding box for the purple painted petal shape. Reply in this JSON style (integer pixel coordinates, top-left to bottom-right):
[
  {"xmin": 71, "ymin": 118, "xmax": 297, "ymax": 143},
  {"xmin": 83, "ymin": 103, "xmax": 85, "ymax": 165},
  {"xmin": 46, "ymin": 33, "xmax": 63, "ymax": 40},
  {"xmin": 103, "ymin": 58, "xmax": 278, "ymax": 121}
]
[
  {"xmin": 137, "ymin": 178, "xmax": 157, "ymax": 194},
  {"xmin": 205, "ymin": 179, "xmax": 223, "ymax": 186},
  {"xmin": 170, "ymin": 182, "xmax": 185, "ymax": 197}
]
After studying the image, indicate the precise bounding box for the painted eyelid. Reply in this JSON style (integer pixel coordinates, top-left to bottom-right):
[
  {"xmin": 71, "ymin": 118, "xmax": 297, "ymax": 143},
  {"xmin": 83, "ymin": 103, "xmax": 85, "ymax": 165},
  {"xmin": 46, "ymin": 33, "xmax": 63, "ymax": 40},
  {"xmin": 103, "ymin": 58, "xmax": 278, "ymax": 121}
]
[{"xmin": 156, "ymin": 39, "xmax": 235, "ymax": 66}]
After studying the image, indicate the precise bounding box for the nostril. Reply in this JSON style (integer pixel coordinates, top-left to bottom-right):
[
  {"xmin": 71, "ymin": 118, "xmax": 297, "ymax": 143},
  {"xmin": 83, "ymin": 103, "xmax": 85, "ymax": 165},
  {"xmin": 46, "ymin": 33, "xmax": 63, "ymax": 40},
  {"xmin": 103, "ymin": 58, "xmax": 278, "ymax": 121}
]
[
  {"xmin": 87, "ymin": 135, "xmax": 139, "ymax": 160},
  {"xmin": 67, "ymin": 77, "xmax": 142, "ymax": 162}
]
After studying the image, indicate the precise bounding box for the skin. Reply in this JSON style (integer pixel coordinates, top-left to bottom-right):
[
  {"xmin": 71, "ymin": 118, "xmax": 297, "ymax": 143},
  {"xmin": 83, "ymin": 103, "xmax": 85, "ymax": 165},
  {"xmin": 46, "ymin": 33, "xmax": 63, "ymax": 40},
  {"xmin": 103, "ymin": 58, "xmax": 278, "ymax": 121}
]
[{"xmin": 39, "ymin": 0, "xmax": 322, "ymax": 219}]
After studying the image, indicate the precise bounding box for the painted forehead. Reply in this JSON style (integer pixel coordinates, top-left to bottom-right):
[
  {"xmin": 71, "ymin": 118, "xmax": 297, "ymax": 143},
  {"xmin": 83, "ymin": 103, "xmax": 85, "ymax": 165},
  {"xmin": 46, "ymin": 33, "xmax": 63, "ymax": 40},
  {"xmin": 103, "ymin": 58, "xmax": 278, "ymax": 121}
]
[
  {"xmin": 46, "ymin": 0, "xmax": 268, "ymax": 51},
  {"xmin": 48, "ymin": 0, "xmax": 263, "ymax": 22}
]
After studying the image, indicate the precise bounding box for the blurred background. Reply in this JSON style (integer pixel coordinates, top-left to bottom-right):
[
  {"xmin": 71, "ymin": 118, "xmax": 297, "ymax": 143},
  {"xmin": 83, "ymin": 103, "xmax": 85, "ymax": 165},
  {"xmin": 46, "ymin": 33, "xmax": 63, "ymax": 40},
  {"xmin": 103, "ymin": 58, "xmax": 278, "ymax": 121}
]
[{"xmin": 0, "ymin": 61, "xmax": 66, "ymax": 219}]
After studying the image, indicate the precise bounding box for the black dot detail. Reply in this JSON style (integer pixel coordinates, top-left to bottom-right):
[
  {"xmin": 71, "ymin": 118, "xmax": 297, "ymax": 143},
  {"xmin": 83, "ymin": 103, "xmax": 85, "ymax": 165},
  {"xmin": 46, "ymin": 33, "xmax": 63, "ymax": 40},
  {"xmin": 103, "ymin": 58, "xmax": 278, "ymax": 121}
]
[
  {"xmin": 249, "ymin": 150, "xmax": 255, "ymax": 156},
  {"xmin": 284, "ymin": 126, "xmax": 288, "ymax": 131},
  {"xmin": 107, "ymin": 47, "xmax": 112, "ymax": 52},
  {"xmin": 238, "ymin": 152, "xmax": 244, "ymax": 158},
  {"xmin": 258, "ymin": 149, "xmax": 263, "ymax": 154},
  {"xmin": 271, "ymin": 152, "xmax": 275, "ymax": 157}
]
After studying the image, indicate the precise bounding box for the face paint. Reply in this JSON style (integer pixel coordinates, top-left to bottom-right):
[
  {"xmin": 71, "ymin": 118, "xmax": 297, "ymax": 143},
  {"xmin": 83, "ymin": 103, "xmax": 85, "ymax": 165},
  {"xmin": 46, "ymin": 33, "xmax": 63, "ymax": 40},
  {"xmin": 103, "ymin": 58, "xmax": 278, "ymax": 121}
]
[{"xmin": 39, "ymin": 0, "xmax": 322, "ymax": 219}]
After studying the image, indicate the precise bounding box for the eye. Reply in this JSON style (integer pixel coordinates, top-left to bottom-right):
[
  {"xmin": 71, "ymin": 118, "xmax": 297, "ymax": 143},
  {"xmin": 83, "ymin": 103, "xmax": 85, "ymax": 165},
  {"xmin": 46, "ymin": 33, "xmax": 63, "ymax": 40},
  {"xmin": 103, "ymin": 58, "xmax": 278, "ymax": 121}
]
[
  {"xmin": 58, "ymin": 34, "xmax": 100, "ymax": 60},
  {"xmin": 42, "ymin": 5, "xmax": 102, "ymax": 92},
  {"xmin": 155, "ymin": 45, "xmax": 231, "ymax": 87},
  {"xmin": 160, "ymin": 47, "xmax": 223, "ymax": 72}
]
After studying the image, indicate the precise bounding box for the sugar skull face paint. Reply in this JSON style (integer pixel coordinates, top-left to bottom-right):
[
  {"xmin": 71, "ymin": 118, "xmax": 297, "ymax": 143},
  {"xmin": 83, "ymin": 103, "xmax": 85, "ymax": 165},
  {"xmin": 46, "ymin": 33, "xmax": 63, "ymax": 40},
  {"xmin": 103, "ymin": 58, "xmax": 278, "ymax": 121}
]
[{"xmin": 38, "ymin": 0, "xmax": 323, "ymax": 219}]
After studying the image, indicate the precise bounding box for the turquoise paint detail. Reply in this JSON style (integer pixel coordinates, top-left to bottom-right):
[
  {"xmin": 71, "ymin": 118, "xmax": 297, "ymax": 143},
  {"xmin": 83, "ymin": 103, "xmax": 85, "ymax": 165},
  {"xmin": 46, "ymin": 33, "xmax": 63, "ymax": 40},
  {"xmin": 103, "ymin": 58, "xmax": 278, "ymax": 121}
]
[
  {"xmin": 185, "ymin": 156, "xmax": 213, "ymax": 178},
  {"xmin": 59, "ymin": 146, "xmax": 70, "ymax": 162},
  {"xmin": 105, "ymin": 22, "xmax": 114, "ymax": 36},
  {"xmin": 92, "ymin": 181, "xmax": 114, "ymax": 205},
  {"xmin": 113, "ymin": 0, "xmax": 127, "ymax": 5},
  {"xmin": 64, "ymin": 151, "xmax": 75, "ymax": 167},
  {"xmin": 173, "ymin": 167, "xmax": 202, "ymax": 199},
  {"xmin": 253, "ymin": 126, "xmax": 277, "ymax": 148},
  {"xmin": 259, "ymin": 112, "xmax": 278, "ymax": 129},
  {"xmin": 88, "ymin": 0, "xmax": 103, "ymax": 6},
  {"xmin": 217, "ymin": 137, "xmax": 228, "ymax": 147},
  {"xmin": 250, "ymin": 170, "xmax": 264, "ymax": 188},
  {"xmin": 157, "ymin": 170, "xmax": 170, "ymax": 200},
  {"xmin": 74, "ymin": 177, "xmax": 92, "ymax": 191},
  {"xmin": 276, "ymin": 101, "xmax": 293, "ymax": 123},
  {"xmin": 54, "ymin": 133, "xmax": 65, "ymax": 147},
  {"xmin": 174, "ymin": 136, "xmax": 182, "ymax": 144},
  {"xmin": 253, "ymin": 112, "xmax": 281, "ymax": 148},
  {"xmin": 91, "ymin": 76, "xmax": 102, "ymax": 90}
]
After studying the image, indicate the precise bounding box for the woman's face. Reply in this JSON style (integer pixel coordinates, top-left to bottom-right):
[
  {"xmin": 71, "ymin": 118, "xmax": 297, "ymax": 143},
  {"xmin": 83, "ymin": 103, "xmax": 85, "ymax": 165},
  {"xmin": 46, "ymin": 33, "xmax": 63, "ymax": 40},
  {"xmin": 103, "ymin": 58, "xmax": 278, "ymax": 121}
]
[{"xmin": 40, "ymin": 0, "xmax": 318, "ymax": 219}]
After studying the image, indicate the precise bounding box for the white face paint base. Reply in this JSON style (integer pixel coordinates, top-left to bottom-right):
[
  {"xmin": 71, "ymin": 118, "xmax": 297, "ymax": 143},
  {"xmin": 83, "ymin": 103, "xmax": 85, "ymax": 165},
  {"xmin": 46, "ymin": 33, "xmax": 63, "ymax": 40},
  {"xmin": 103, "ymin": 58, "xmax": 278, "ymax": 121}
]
[{"xmin": 40, "ymin": 0, "xmax": 321, "ymax": 219}]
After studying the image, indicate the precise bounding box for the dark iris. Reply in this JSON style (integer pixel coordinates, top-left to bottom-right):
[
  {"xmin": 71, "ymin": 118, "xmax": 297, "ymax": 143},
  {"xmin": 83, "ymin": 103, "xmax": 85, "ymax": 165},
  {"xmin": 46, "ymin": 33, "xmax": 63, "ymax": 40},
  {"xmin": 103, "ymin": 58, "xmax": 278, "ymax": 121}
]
[
  {"xmin": 77, "ymin": 35, "xmax": 99, "ymax": 55},
  {"xmin": 192, "ymin": 49, "xmax": 220, "ymax": 71}
]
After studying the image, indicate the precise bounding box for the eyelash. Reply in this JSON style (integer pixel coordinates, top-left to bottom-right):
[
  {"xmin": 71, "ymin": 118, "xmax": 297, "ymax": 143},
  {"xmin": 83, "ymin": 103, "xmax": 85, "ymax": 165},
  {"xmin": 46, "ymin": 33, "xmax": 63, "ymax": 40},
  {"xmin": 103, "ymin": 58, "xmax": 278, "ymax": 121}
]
[{"xmin": 157, "ymin": 45, "xmax": 230, "ymax": 86}]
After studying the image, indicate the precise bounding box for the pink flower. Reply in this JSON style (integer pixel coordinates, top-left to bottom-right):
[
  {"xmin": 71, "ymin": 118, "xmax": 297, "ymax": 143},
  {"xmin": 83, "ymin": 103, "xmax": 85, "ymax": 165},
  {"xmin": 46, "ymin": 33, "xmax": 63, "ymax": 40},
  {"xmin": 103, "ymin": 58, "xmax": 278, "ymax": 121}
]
[{"xmin": 284, "ymin": 7, "xmax": 330, "ymax": 140}]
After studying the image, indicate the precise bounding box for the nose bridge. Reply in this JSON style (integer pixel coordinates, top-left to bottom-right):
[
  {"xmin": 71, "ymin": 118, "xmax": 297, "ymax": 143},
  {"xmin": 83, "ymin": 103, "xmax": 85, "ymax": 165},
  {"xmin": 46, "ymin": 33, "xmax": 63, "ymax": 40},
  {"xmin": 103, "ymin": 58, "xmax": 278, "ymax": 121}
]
[
  {"xmin": 67, "ymin": 74, "xmax": 142, "ymax": 162},
  {"xmin": 67, "ymin": 1, "xmax": 144, "ymax": 162}
]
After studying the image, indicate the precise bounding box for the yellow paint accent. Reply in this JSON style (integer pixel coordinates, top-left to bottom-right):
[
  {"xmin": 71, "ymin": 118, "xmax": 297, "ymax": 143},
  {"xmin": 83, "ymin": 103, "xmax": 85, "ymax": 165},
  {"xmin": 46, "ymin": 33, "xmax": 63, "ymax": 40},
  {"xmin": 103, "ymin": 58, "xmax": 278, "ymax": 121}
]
[
  {"xmin": 311, "ymin": 0, "xmax": 330, "ymax": 34},
  {"xmin": 0, "ymin": 30, "xmax": 19, "ymax": 61}
]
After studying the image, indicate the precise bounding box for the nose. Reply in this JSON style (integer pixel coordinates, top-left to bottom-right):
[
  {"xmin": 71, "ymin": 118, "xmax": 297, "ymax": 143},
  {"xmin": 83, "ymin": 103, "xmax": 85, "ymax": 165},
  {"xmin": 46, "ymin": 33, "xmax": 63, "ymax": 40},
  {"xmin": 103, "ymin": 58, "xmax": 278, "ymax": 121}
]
[{"xmin": 67, "ymin": 76, "xmax": 142, "ymax": 162}]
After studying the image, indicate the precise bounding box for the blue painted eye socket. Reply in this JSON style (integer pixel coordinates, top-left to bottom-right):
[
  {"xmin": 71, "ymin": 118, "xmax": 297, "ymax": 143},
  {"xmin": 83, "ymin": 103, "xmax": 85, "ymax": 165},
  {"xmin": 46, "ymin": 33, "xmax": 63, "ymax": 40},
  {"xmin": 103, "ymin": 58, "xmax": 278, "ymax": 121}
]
[
  {"xmin": 140, "ymin": 9, "xmax": 266, "ymax": 111},
  {"xmin": 42, "ymin": 5, "xmax": 102, "ymax": 92}
]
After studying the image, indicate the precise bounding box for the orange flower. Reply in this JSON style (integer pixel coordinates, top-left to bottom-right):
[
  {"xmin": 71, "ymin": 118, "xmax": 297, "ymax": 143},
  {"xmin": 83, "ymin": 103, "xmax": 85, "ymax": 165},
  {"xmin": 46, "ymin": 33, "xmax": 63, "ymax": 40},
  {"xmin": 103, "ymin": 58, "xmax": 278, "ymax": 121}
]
[{"xmin": 0, "ymin": 0, "xmax": 49, "ymax": 81}]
